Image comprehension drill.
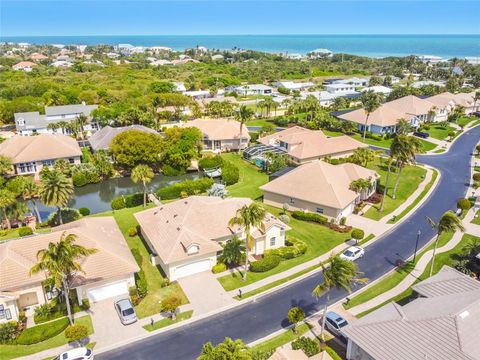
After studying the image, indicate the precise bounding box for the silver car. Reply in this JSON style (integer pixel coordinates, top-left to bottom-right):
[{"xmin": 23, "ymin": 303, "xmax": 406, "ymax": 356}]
[
  {"xmin": 54, "ymin": 347, "xmax": 94, "ymax": 360},
  {"xmin": 114, "ymin": 298, "xmax": 138, "ymax": 325}
]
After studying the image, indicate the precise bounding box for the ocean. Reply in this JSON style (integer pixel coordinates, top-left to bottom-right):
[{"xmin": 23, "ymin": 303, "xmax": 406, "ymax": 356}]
[{"xmin": 1, "ymin": 34, "xmax": 480, "ymax": 59}]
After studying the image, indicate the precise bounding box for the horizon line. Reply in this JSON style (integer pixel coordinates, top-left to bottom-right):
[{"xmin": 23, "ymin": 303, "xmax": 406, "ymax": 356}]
[{"xmin": 2, "ymin": 33, "xmax": 480, "ymax": 37}]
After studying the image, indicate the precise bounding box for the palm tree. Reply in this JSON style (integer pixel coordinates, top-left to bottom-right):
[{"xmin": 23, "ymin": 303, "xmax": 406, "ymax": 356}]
[
  {"xmin": 235, "ymin": 105, "xmax": 254, "ymax": 147},
  {"xmin": 352, "ymin": 147, "xmax": 375, "ymax": 167},
  {"xmin": 39, "ymin": 169, "xmax": 74, "ymax": 225},
  {"xmin": 0, "ymin": 189, "xmax": 16, "ymax": 229},
  {"xmin": 427, "ymin": 211, "xmax": 465, "ymax": 277},
  {"xmin": 22, "ymin": 177, "xmax": 42, "ymax": 223},
  {"xmin": 73, "ymin": 114, "xmax": 89, "ymax": 141},
  {"xmin": 313, "ymin": 255, "xmax": 367, "ymax": 344},
  {"xmin": 229, "ymin": 202, "xmax": 266, "ymax": 281},
  {"xmin": 360, "ymin": 91, "xmax": 381, "ymax": 142},
  {"xmin": 218, "ymin": 235, "xmax": 245, "ymax": 267},
  {"xmin": 30, "ymin": 232, "xmax": 97, "ymax": 325},
  {"xmin": 350, "ymin": 178, "xmax": 371, "ymax": 199},
  {"xmin": 474, "ymin": 90, "xmax": 480, "ymax": 112},
  {"xmin": 131, "ymin": 164, "xmax": 154, "ymax": 207},
  {"xmin": 391, "ymin": 135, "xmax": 423, "ymax": 199},
  {"xmin": 379, "ymin": 155, "xmax": 394, "ymax": 213}
]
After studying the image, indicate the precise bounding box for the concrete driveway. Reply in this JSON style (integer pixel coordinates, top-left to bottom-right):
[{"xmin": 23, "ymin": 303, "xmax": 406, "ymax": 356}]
[
  {"xmin": 178, "ymin": 271, "xmax": 235, "ymax": 315},
  {"xmin": 89, "ymin": 297, "xmax": 144, "ymax": 348}
]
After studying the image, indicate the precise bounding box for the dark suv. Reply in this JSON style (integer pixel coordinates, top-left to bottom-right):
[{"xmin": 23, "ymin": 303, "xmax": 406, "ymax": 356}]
[{"xmin": 414, "ymin": 131, "xmax": 430, "ymax": 139}]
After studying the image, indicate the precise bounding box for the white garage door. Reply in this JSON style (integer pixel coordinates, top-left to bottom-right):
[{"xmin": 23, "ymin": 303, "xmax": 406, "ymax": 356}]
[
  {"xmin": 87, "ymin": 281, "xmax": 128, "ymax": 303},
  {"xmin": 174, "ymin": 259, "xmax": 211, "ymax": 279}
]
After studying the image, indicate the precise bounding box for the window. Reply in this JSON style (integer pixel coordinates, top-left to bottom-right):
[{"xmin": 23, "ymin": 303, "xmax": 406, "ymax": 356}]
[
  {"xmin": 289, "ymin": 198, "xmax": 295, "ymax": 204},
  {"xmin": 68, "ymin": 158, "xmax": 75, "ymax": 164},
  {"xmin": 316, "ymin": 207, "xmax": 324, "ymax": 214},
  {"xmin": 269, "ymin": 237, "xmax": 276, "ymax": 247},
  {"xmin": 18, "ymin": 162, "xmax": 37, "ymax": 173},
  {"xmin": 42, "ymin": 160, "xmax": 54, "ymax": 167}
]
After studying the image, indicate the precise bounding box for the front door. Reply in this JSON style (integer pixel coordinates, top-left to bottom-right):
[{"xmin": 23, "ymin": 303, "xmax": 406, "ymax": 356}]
[
  {"xmin": 255, "ymin": 238, "xmax": 265, "ymax": 255},
  {"xmin": 18, "ymin": 292, "xmax": 39, "ymax": 309},
  {"xmin": 214, "ymin": 140, "xmax": 222, "ymax": 150}
]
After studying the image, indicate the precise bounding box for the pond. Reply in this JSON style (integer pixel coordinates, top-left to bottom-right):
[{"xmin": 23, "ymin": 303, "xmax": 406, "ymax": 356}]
[{"xmin": 32, "ymin": 172, "xmax": 199, "ymax": 219}]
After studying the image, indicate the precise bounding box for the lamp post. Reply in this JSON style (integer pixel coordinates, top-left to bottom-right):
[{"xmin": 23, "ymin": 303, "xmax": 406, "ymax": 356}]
[{"xmin": 413, "ymin": 230, "xmax": 421, "ymax": 263}]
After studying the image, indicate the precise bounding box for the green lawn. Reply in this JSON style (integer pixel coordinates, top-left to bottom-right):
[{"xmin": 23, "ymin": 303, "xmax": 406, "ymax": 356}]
[
  {"xmin": 250, "ymin": 323, "xmax": 311, "ymax": 354},
  {"xmin": 456, "ymin": 116, "xmax": 474, "ymax": 127},
  {"xmin": 143, "ymin": 310, "xmax": 193, "ymax": 331},
  {"xmin": 217, "ymin": 205, "xmax": 351, "ymax": 291},
  {"xmin": 426, "ymin": 125, "xmax": 456, "ymax": 140},
  {"xmin": 246, "ymin": 119, "xmax": 277, "ymax": 127},
  {"xmin": 344, "ymin": 231, "xmax": 454, "ymax": 310},
  {"xmin": 364, "ymin": 161, "xmax": 427, "ymax": 221},
  {"xmin": 472, "ymin": 210, "xmax": 480, "ymax": 225},
  {"xmin": 387, "ymin": 169, "xmax": 438, "ymax": 224},
  {"xmin": 323, "ymin": 130, "xmax": 344, "ymax": 137},
  {"xmin": 0, "ymin": 315, "xmax": 93, "ymax": 360},
  {"xmin": 0, "ymin": 227, "xmax": 52, "ymax": 242},
  {"xmin": 96, "ymin": 206, "xmax": 188, "ymax": 318},
  {"xmin": 349, "ymin": 133, "xmax": 436, "ymax": 151},
  {"xmin": 221, "ymin": 153, "xmax": 269, "ymax": 200}
]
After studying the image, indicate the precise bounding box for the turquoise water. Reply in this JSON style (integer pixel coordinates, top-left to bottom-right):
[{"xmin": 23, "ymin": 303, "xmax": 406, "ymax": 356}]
[{"xmin": 2, "ymin": 34, "xmax": 480, "ymax": 58}]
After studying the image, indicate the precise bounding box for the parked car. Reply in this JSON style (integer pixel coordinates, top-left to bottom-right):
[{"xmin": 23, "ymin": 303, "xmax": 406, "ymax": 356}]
[
  {"xmin": 54, "ymin": 347, "xmax": 94, "ymax": 360},
  {"xmin": 340, "ymin": 246, "xmax": 365, "ymax": 261},
  {"xmin": 471, "ymin": 111, "xmax": 480, "ymax": 118},
  {"xmin": 323, "ymin": 311, "xmax": 349, "ymax": 338},
  {"xmin": 414, "ymin": 131, "xmax": 430, "ymax": 139},
  {"xmin": 114, "ymin": 298, "xmax": 138, "ymax": 325}
]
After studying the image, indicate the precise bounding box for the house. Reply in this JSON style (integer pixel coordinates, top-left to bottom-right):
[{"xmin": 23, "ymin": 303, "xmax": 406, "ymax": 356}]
[
  {"xmin": 426, "ymin": 92, "xmax": 458, "ymax": 115},
  {"xmin": 134, "ymin": 196, "xmax": 290, "ymax": 280},
  {"xmin": 0, "ymin": 217, "xmax": 139, "ymax": 323},
  {"xmin": 305, "ymin": 91, "xmax": 337, "ymax": 107},
  {"xmin": 12, "ymin": 61, "xmax": 37, "ymax": 71},
  {"xmin": 231, "ymin": 84, "xmax": 274, "ymax": 96},
  {"xmin": 0, "ymin": 134, "xmax": 82, "ymax": 176},
  {"xmin": 411, "ymin": 80, "xmax": 445, "ymax": 89},
  {"xmin": 257, "ymin": 126, "xmax": 367, "ymax": 164},
  {"xmin": 451, "ymin": 91, "xmax": 478, "ymax": 114},
  {"xmin": 308, "ymin": 48, "xmax": 333, "ymax": 58},
  {"xmin": 325, "ymin": 83, "xmax": 358, "ymax": 96},
  {"xmin": 183, "ymin": 118, "xmax": 250, "ymax": 152},
  {"xmin": 273, "ymin": 81, "xmax": 315, "ymax": 91},
  {"xmin": 88, "ymin": 125, "xmax": 158, "ymax": 152},
  {"xmin": 50, "ymin": 60, "xmax": 74, "ymax": 68},
  {"xmin": 261, "ymin": 160, "xmax": 378, "ymax": 221},
  {"xmin": 337, "ymin": 95, "xmax": 443, "ymax": 134},
  {"xmin": 29, "ymin": 53, "xmax": 48, "ymax": 61},
  {"xmin": 343, "ymin": 266, "xmax": 480, "ymax": 360},
  {"xmin": 332, "ymin": 77, "xmax": 370, "ymax": 87},
  {"xmin": 14, "ymin": 103, "xmax": 98, "ymax": 136},
  {"xmin": 361, "ymin": 86, "xmax": 392, "ymax": 96},
  {"xmin": 417, "ymin": 55, "xmax": 445, "ymax": 64},
  {"xmin": 183, "ymin": 90, "xmax": 211, "ymax": 100}
]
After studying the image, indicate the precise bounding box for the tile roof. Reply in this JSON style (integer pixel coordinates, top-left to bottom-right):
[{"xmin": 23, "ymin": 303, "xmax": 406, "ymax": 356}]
[
  {"xmin": 134, "ymin": 196, "xmax": 289, "ymax": 265},
  {"xmin": 258, "ymin": 126, "xmax": 367, "ymax": 160},
  {"xmin": 260, "ymin": 160, "xmax": 378, "ymax": 209},
  {"xmin": 0, "ymin": 134, "xmax": 82, "ymax": 164},
  {"xmin": 45, "ymin": 104, "xmax": 98, "ymax": 117},
  {"xmin": 185, "ymin": 118, "xmax": 250, "ymax": 141},
  {"xmin": 0, "ymin": 217, "xmax": 139, "ymax": 291},
  {"xmin": 343, "ymin": 266, "xmax": 480, "ymax": 360},
  {"xmin": 88, "ymin": 125, "xmax": 157, "ymax": 151}
]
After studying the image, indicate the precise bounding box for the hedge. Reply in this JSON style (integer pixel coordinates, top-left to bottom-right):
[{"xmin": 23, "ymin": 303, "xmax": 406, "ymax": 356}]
[
  {"xmin": 250, "ymin": 255, "xmax": 281, "ymax": 272},
  {"xmin": 265, "ymin": 237, "xmax": 307, "ymax": 260},
  {"xmin": 16, "ymin": 317, "xmax": 69, "ymax": 345},
  {"xmin": 473, "ymin": 173, "xmax": 480, "ymax": 182},
  {"xmin": 157, "ymin": 178, "xmax": 214, "ymax": 200},
  {"xmin": 0, "ymin": 321, "xmax": 19, "ymax": 344},
  {"xmin": 221, "ymin": 161, "xmax": 240, "ymax": 185},
  {"xmin": 212, "ymin": 262, "xmax": 227, "ymax": 274},
  {"xmin": 18, "ymin": 227, "xmax": 33, "ymax": 237},
  {"xmin": 291, "ymin": 337, "xmax": 320, "ymax": 357},
  {"xmin": 111, "ymin": 193, "xmax": 145, "ymax": 210},
  {"xmin": 78, "ymin": 207, "xmax": 90, "ymax": 216},
  {"xmin": 199, "ymin": 155, "xmax": 224, "ymax": 170},
  {"xmin": 292, "ymin": 211, "xmax": 328, "ymax": 225}
]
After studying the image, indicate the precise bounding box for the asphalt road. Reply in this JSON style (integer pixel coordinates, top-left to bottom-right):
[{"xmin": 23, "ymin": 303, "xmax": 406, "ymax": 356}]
[{"xmin": 98, "ymin": 126, "xmax": 480, "ymax": 360}]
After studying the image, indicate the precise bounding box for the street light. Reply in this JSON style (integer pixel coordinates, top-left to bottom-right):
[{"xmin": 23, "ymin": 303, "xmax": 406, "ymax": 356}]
[{"xmin": 413, "ymin": 230, "xmax": 421, "ymax": 263}]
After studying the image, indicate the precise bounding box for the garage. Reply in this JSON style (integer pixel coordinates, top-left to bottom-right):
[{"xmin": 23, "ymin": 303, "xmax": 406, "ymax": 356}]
[
  {"xmin": 87, "ymin": 281, "xmax": 129, "ymax": 303},
  {"xmin": 174, "ymin": 259, "xmax": 211, "ymax": 279}
]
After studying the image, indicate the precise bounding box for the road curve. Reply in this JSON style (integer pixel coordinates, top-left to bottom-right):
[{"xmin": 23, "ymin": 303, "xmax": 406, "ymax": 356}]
[{"xmin": 98, "ymin": 125, "xmax": 480, "ymax": 360}]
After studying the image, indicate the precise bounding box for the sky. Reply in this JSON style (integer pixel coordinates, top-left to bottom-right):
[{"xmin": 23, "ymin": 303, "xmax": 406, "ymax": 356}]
[{"xmin": 1, "ymin": 0, "xmax": 480, "ymax": 36}]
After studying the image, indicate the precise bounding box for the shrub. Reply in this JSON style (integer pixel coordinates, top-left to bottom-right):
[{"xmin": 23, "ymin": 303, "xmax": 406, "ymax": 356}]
[
  {"xmin": 473, "ymin": 173, "xmax": 480, "ymax": 181},
  {"xmin": 78, "ymin": 207, "xmax": 90, "ymax": 216},
  {"xmin": 291, "ymin": 337, "xmax": 320, "ymax": 357},
  {"xmin": 287, "ymin": 307, "xmax": 305, "ymax": 331},
  {"xmin": 71, "ymin": 163, "xmax": 100, "ymax": 187},
  {"xmin": 221, "ymin": 161, "xmax": 240, "ymax": 185},
  {"xmin": 136, "ymin": 270, "xmax": 148, "ymax": 298},
  {"xmin": 328, "ymin": 223, "xmax": 353, "ymax": 233},
  {"xmin": 199, "ymin": 155, "xmax": 224, "ymax": 170},
  {"xmin": 128, "ymin": 226, "xmax": 137, "ymax": 237},
  {"xmin": 47, "ymin": 208, "xmax": 81, "ymax": 226},
  {"xmin": 157, "ymin": 178, "xmax": 214, "ymax": 200},
  {"xmin": 16, "ymin": 317, "xmax": 69, "ymax": 345},
  {"xmin": 65, "ymin": 324, "xmax": 88, "ymax": 342},
  {"xmin": 212, "ymin": 262, "xmax": 227, "ymax": 274},
  {"xmin": 81, "ymin": 299, "xmax": 90, "ymax": 310},
  {"xmin": 0, "ymin": 229, "xmax": 8, "ymax": 237},
  {"xmin": 457, "ymin": 198, "xmax": 471, "ymax": 210},
  {"xmin": 351, "ymin": 228, "xmax": 365, "ymax": 242},
  {"xmin": 18, "ymin": 227, "xmax": 33, "ymax": 237},
  {"xmin": 161, "ymin": 294, "xmax": 182, "ymax": 315},
  {"xmin": 33, "ymin": 303, "xmax": 52, "ymax": 319},
  {"xmin": 325, "ymin": 347, "xmax": 343, "ymax": 360},
  {"xmin": 0, "ymin": 321, "xmax": 19, "ymax": 344},
  {"xmin": 340, "ymin": 217, "xmax": 347, "ymax": 226},
  {"xmin": 278, "ymin": 214, "xmax": 290, "ymax": 223},
  {"xmin": 72, "ymin": 172, "xmax": 88, "ymax": 187},
  {"xmin": 162, "ymin": 164, "xmax": 186, "ymax": 176},
  {"xmin": 292, "ymin": 211, "xmax": 327, "ymax": 225},
  {"xmin": 111, "ymin": 197, "xmax": 126, "ymax": 210},
  {"xmin": 250, "ymin": 255, "xmax": 281, "ymax": 272}
]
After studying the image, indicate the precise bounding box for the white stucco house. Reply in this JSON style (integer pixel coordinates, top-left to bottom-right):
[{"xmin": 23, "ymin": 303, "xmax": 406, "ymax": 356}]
[{"xmin": 135, "ymin": 196, "xmax": 290, "ymax": 280}]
